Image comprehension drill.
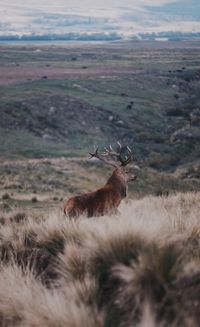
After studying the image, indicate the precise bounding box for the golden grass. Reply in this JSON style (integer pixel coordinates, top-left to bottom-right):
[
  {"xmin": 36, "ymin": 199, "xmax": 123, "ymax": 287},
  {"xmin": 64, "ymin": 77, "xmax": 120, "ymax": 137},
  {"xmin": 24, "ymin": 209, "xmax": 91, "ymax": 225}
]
[{"xmin": 0, "ymin": 192, "xmax": 199, "ymax": 326}]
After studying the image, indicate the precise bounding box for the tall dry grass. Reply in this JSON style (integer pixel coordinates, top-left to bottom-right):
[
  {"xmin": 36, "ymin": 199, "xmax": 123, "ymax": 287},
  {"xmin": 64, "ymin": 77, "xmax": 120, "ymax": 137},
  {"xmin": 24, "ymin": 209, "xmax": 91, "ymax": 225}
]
[{"xmin": 0, "ymin": 192, "xmax": 199, "ymax": 326}]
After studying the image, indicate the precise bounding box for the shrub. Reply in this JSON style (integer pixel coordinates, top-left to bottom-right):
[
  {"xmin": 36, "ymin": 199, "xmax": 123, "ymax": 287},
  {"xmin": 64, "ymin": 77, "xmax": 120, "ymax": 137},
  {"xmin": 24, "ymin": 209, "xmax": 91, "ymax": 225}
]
[
  {"xmin": 2, "ymin": 193, "xmax": 10, "ymax": 200},
  {"xmin": 31, "ymin": 196, "xmax": 38, "ymax": 203}
]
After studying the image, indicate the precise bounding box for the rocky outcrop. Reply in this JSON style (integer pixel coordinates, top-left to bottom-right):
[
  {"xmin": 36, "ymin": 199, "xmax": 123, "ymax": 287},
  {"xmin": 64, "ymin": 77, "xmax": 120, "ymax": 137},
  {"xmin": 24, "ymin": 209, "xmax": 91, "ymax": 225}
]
[{"xmin": 170, "ymin": 125, "xmax": 200, "ymax": 143}]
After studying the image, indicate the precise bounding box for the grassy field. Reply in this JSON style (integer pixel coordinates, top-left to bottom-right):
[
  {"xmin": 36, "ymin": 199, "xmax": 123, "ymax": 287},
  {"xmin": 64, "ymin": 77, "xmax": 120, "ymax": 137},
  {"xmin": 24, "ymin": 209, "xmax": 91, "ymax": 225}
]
[{"xmin": 0, "ymin": 192, "xmax": 199, "ymax": 326}]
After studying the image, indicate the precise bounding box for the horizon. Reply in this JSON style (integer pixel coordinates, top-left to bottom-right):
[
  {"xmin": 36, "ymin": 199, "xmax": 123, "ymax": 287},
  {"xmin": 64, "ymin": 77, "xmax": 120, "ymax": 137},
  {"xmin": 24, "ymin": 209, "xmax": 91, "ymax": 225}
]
[{"xmin": 1, "ymin": 0, "xmax": 200, "ymax": 38}]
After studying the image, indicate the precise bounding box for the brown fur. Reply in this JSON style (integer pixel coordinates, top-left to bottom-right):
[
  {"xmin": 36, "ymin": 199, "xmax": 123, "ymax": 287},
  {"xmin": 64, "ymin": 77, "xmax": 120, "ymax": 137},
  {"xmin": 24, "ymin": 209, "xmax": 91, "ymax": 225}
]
[{"xmin": 64, "ymin": 167, "xmax": 135, "ymax": 219}]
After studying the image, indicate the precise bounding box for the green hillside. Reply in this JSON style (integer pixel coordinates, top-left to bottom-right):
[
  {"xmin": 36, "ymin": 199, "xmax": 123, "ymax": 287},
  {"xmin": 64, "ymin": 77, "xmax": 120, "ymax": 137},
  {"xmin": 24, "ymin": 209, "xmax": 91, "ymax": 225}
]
[{"xmin": 0, "ymin": 41, "xmax": 199, "ymax": 203}]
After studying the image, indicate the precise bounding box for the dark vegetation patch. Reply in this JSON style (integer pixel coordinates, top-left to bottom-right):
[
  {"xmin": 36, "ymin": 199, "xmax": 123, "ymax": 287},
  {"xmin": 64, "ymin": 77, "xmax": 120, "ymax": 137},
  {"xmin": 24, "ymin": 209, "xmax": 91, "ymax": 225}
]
[{"xmin": 0, "ymin": 95, "xmax": 123, "ymax": 141}]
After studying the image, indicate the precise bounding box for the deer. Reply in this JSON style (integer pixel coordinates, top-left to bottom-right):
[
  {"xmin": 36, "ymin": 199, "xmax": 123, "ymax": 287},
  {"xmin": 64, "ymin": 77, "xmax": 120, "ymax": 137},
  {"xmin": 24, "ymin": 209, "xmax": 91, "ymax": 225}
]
[{"xmin": 63, "ymin": 143, "xmax": 137, "ymax": 219}]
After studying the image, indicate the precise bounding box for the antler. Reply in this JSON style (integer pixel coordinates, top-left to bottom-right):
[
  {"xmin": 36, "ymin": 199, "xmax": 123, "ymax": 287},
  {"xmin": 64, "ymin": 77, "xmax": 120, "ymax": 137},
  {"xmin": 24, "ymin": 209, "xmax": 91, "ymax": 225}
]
[
  {"xmin": 89, "ymin": 146, "xmax": 118, "ymax": 168},
  {"xmin": 90, "ymin": 142, "xmax": 134, "ymax": 167},
  {"xmin": 102, "ymin": 142, "xmax": 133, "ymax": 166}
]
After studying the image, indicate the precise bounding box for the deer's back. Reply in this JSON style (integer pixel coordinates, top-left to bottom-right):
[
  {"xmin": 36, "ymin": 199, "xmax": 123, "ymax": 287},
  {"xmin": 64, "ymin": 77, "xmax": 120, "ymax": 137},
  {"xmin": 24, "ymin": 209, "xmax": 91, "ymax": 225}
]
[{"xmin": 64, "ymin": 185, "xmax": 121, "ymax": 218}]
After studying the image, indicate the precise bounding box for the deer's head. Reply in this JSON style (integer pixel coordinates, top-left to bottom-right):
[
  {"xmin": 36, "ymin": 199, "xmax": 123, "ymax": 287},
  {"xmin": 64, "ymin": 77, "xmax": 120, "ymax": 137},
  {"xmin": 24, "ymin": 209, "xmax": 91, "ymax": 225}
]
[{"xmin": 89, "ymin": 142, "xmax": 137, "ymax": 183}]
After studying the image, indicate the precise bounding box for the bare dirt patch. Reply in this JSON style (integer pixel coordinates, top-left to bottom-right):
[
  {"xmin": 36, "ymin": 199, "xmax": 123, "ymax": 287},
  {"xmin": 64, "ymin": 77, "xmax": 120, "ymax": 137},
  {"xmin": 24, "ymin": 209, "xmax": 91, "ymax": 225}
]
[{"xmin": 0, "ymin": 65, "xmax": 139, "ymax": 86}]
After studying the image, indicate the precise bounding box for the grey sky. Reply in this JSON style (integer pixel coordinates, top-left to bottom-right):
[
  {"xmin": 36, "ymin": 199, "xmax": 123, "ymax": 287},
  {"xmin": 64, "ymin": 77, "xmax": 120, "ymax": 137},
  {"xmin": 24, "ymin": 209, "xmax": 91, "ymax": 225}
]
[{"xmin": 0, "ymin": 0, "xmax": 199, "ymax": 36}]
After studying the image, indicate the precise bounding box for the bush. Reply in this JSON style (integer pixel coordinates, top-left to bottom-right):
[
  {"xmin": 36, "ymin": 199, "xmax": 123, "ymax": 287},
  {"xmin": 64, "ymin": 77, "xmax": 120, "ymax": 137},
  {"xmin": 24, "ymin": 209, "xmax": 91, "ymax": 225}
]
[
  {"xmin": 2, "ymin": 193, "xmax": 10, "ymax": 200},
  {"xmin": 31, "ymin": 196, "xmax": 38, "ymax": 203}
]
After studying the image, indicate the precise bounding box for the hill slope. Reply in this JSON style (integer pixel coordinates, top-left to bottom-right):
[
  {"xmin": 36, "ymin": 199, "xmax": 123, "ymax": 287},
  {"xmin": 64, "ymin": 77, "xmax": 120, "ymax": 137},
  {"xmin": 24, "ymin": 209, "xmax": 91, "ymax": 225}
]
[{"xmin": 0, "ymin": 41, "xmax": 199, "ymax": 197}]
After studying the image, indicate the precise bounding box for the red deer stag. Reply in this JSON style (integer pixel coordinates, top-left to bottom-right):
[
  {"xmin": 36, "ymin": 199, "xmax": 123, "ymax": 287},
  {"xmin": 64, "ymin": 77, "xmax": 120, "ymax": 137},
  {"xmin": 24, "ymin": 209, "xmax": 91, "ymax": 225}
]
[{"xmin": 63, "ymin": 143, "xmax": 137, "ymax": 218}]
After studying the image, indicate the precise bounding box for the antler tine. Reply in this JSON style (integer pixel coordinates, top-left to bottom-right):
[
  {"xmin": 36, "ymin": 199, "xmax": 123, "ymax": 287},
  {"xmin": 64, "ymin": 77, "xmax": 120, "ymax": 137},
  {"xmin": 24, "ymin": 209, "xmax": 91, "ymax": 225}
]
[
  {"xmin": 117, "ymin": 141, "xmax": 122, "ymax": 152},
  {"xmin": 89, "ymin": 146, "xmax": 99, "ymax": 158},
  {"xmin": 102, "ymin": 145, "xmax": 118, "ymax": 157},
  {"xmin": 101, "ymin": 146, "xmax": 111, "ymax": 157},
  {"xmin": 111, "ymin": 145, "xmax": 116, "ymax": 151}
]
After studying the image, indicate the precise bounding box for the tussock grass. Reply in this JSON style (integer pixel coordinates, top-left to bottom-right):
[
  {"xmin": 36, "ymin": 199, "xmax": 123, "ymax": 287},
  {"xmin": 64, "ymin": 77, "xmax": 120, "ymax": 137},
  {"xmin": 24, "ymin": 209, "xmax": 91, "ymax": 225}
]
[{"xmin": 0, "ymin": 192, "xmax": 199, "ymax": 326}]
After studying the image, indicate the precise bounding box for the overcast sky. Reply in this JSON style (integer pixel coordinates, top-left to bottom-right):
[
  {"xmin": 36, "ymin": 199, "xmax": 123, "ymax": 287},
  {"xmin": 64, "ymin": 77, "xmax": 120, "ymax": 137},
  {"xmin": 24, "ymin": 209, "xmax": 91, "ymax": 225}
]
[{"xmin": 0, "ymin": 0, "xmax": 200, "ymax": 36}]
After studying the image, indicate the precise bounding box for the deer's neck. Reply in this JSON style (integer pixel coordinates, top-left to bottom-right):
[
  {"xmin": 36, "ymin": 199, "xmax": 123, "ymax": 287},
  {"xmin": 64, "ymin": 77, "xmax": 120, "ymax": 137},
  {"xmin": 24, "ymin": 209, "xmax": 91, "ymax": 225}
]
[{"xmin": 106, "ymin": 169, "xmax": 127, "ymax": 198}]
